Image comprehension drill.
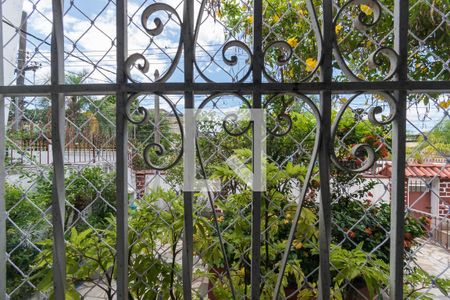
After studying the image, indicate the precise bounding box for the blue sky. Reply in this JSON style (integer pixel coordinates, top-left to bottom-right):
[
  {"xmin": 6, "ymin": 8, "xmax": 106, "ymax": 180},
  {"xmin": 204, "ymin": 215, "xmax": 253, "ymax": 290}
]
[{"xmin": 2, "ymin": 0, "xmax": 448, "ymax": 133}]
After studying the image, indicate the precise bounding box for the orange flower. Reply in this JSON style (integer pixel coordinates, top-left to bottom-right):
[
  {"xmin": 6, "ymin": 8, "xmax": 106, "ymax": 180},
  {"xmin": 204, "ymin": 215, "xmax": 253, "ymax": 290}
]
[
  {"xmin": 347, "ymin": 230, "xmax": 356, "ymax": 238},
  {"xmin": 404, "ymin": 239, "xmax": 412, "ymax": 249},
  {"xmin": 404, "ymin": 232, "xmax": 413, "ymax": 241},
  {"xmin": 364, "ymin": 227, "xmax": 373, "ymax": 236}
]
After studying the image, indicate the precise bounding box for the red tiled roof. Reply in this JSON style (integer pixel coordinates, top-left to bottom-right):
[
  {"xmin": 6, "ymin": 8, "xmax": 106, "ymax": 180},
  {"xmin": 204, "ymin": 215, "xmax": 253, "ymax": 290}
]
[{"xmin": 378, "ymin": 163, "xmax": 450, "ymax": 179}]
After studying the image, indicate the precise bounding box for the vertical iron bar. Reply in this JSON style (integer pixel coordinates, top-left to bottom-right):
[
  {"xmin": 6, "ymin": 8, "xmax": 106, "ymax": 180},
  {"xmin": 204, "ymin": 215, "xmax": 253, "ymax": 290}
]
[
  {"xmin": 0, "ymin": 1, "xmax": 6, "ymax": 298},
  {"xmin": 318, "ymin": 0, "xmax": 333, "ymax": 299},
  {"xmin": 390, "ymin": 0, "xmax": 408, "ymax": 299},
  {"xmin": 51, "ymin": 0, "xmax": 66, "ymax": 297},
  {"xmin": 251, "ymin": 0, "xmax": 262, "ymax": 298},
  {"xmin": 182, "ymin": 0, "xmax": 194, "ymax": 298},
  {"xmin": 154, "ymin": 70, "xmax": 160, "ymax": 145},
  {"xmin": 116, "ymin": 0, "xmax": 129, "ymax": 298}
]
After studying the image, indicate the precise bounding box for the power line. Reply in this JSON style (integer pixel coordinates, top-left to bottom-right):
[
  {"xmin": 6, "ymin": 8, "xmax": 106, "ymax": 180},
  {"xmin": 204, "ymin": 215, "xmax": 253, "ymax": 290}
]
[{"xmin": 2, "ymin": 18, "xmax": 116, "ymax": 76}]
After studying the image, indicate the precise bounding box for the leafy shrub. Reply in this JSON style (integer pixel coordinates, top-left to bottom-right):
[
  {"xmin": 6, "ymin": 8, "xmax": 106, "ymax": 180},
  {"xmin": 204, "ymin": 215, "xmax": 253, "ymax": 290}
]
[
  {"xmin": 5, "ymin": 183, "xmax": 50, "ymax": 299},
  {"xmin": 330, "ymin": 175, "xmax": 427, "ymax": 262},
  {"xmin": 34, "ymin": 189, "xmax": 184, "ymax": 300}
]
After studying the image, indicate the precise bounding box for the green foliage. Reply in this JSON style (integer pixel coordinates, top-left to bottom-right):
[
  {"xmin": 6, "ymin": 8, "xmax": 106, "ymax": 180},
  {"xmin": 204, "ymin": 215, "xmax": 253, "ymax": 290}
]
[
  {"xmin": 195, "ymin": 150, "xmax": 391, "ymax": 298},
  {"xmin": 33, "ymin": 189, "xmax": 185, "ymax": 299},
  {"xmin": 33, "ymin": 223, "xmax": 117, "ymax": 300},
  {"xmin": 404, "ymin": 268, "xmax": 450, "ymax": 299},
  {"xmin": 423, "ymin": 119, "xmax": 450, "ymax": 156},
  {"xmin": 6, "ymin": 167, "xmax": 114, "ymax": 299},
  {"xmin": 330, "ymin": 175, "xmax": 427, "ymax": 262},
  {"xmin": 329, "ymin": 244, "xmax": 389, "ymax": 300},
  {"xmin": 5, "ymin": 183, "xmax": 50, "ymax": 299},
  {"xmin": 218, "ymin": 0, "xmax": 449, "ymax": 81},
  {"xmin": 129, "ymin": 109, "xmax": 179, "ymax": 171},
  {"xmin": 65, "ymin": 167, "xmax": 116, "ymax": 228}
]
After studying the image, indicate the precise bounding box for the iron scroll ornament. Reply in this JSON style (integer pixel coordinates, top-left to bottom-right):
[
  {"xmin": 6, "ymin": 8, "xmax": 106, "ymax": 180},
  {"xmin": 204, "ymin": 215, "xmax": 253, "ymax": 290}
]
[
  {"xmin": 193, "ymin": 0, "xmax": 323, "ymax": 83},
  {"xmin": 195, "ymin": 92, "xmax": 322, "ymax": 300},
  {"xmin": 125, "ymin": 3, "xmax": 183, "ymax": 83},
  {"xmin": 330, "ymin": 92, "xmax": 397, "ymax": 173},
  {"xmin": 260, "ymin": 0, "xmax": 324, "ymax": 83},
  {"xmin": 333, "ymin": 0, "xmax": 399, "ymax": 81},
  {"xmin": 124, "ymin": 0, "xmax": 323, "ymax": 84},
  {"xmin": 123, "ymin": 2, "xmax": 397, "ymax": 297},
  {"xmin": 264, "ymin": 93, "xmax": 322, "ymax": 300},
  {"xmin": 125, "ymin": 92, "xmax": 184, "ymax": 171}
]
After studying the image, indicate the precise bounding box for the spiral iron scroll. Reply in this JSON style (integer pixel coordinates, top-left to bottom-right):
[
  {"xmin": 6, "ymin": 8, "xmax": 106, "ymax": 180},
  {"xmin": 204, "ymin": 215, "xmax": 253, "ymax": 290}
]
[
  {"xmin": 125, "ymin": 3, "xmax": 183, "ymax": 83},
  {"xmin": 125, "ymin": 93, "xmax": 183, "ymax": 171},
  {"xmin": 330, "ymin": 92, "xmax": 397, "ymax": 173},
  {"xmin": 123, "ymin": 1, "xmax": 400, "ymax": 298},
  {"xmin": 266, "ymin": 93, "xmax": 322, "ymax": 299},
  {"xmin": 263, "ymin": 0, "xmax": 323, "ymax": 83},
  {"xmin": 333, "ymin": 0, "xmax": 399, "ymax": 81}
]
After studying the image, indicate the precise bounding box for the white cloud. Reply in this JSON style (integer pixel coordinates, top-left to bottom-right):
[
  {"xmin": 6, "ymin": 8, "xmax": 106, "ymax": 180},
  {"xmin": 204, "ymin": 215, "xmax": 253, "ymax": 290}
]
[{"xmin": 21, "ymin": 0, "xmax": 230, "ymax": 83}]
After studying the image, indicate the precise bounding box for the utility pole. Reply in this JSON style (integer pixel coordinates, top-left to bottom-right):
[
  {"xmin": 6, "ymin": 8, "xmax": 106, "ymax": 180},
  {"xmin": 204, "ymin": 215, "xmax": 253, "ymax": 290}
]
[
  {"xmin": 14, "ymin": 12, "xmax": 41, "ymax": 132},
  {"xmin": 154, "ymin": 69, "xmax": 160, "ymax": 145},
  {"xmin": 14, "ymin": 11, "xmax": 27, "ymax": 131}
]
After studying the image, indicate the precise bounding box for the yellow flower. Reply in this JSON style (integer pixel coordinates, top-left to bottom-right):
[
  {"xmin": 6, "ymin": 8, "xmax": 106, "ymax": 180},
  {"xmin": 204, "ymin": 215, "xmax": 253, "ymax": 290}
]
[
  {"xmin": 299, "ymin": 9, "xmax": 308, "ymax": 16},
  {"xmin": 289, "ymin": 68, "xmax": 295, "ymax": 78},
  {"xmin": 305, "ymin": 57, "xmax": 317, "ymax": 72},
  {"xmin": 283, "ymin": 219, "xmax": 289, "ymax": 224},
  {"xmin": 287, "ymin": 37, "xmax": 298, "ymax": 48},
  {"xmin": 272, "ymin": 15, "xmax": 280, "ymax": 23},
  {"xmin": 293, "ymin": 240, "xmax": 303, "ymax": 249},
  {"xmin": 247, "ymin": 15, "xmax": 253, "ymax": 24},
  {"xmin": 360, "ymin": 4, "xmax": 373, "ymax": 16},
  {"xmin": 217, "ymin": 216, "xmax": 225, "ymax": 223},
  {"xmin": 216, "ymin": 10, "xmax": 222, "ymax": 18},
  {"xmin": 335, "ymin": 24, "xmax": 343, "ymax": 34},
  {"xmin": 439, "ymin": 100, "xmax": 450, "ymax": 109}
]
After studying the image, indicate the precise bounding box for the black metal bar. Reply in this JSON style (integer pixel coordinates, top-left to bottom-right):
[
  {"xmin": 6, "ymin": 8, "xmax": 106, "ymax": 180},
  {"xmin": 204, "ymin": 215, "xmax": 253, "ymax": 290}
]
[
  {"xmin": 51, "ymin": 0, "xmax": 66, "ymax": 297},
  {"xmin": 251, "ymin": 0, "xmax": 263, "ymax": 298},
  {"xmin": 390, "ymin": 0, "xmax": 409, "ymax": 299},
  {"xmin": 182, "ymin": 0, "xmax": 194, "ymax": 298},
  {"xmin": 116, "ymin": 0, "xmax": 129, "ymax": 299},
  {"xmin": 1, "ymin": 81, "xmax": 450, "ymax": 96},
  {"xmin": 318, "ymin": 0, "xmax": 333, "ymax": 299},
  {"xmin": 0, "ymin": 0, "xmax": 6, "ymax": 297}
]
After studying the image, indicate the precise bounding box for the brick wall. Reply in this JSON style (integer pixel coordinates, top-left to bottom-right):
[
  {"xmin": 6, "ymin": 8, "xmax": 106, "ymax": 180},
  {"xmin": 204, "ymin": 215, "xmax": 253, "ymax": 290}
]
[
  {"xmin": 439, "ymin": 179, "xmax": 450, "ymax": 215},
  {"xmin": 135, "ymin": 170, "xmax": 158, "ymax": 199}
]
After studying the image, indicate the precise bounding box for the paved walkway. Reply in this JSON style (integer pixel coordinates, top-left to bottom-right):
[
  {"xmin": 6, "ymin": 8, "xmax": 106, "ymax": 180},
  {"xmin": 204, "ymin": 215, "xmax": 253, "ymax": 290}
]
[{"xmin": 414, "ymin": 239, "xmax": 450, "ymax": 299}]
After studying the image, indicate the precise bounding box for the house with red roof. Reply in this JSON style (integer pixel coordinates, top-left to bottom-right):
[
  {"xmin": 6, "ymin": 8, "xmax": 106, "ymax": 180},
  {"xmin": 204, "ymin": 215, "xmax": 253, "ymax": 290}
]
[{"xmin": 374, "ymin": 163, "xmax": 450, "ymax": 216}]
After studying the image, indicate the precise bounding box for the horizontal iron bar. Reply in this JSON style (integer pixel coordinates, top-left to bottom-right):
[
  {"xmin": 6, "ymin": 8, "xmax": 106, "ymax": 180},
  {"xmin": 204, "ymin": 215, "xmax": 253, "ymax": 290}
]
[{"xmin": 0, "ymin": 81, "xmax": 449, "ymax": 96}]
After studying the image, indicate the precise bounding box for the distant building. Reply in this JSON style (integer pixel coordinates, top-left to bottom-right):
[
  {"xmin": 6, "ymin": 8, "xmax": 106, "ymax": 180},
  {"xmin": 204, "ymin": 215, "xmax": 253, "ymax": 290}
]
[{"xmin": 373, "ymin": 162, "xmax": 450, "ymax": 216}]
